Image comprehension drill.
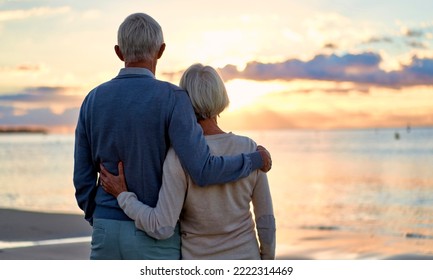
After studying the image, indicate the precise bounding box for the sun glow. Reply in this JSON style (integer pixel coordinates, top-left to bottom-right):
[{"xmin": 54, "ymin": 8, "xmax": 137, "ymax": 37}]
[{"xmin": 225, "ymin": 79, "xmax": 290, "ymax": 112}]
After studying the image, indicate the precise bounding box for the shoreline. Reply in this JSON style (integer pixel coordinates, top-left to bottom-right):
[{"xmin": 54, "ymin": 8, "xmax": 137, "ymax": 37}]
[{"xmin": 1, "ymin": 208, "xmax": 433, "ymax": 260}]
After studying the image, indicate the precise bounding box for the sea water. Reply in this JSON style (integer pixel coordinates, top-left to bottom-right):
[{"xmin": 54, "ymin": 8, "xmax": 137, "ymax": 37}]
[
  {"xmin": 241, "ymin": 128, "xmax": 433, "ymax": 241},
  {"xmin": 1, "ymin": 127, "xmax": 433, "ymax": 250}
]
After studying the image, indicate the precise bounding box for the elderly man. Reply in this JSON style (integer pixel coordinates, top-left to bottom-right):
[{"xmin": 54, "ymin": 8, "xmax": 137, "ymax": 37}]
[{"xmin": 73, "ymin": 13, "xmax": 271, "ymax": 260}]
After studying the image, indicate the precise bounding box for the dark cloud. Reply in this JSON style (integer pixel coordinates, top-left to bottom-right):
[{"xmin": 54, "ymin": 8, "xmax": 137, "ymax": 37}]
[
  {"xmin": 0, "ymin": 105, "xmax": 79, "ymax": 126},
  {"xmin": 323, "ymin": 43, "xmax": 338, "ymax": 49},
  {"xmin": 403, "ymin": 28, "xmax": 424, "ymax": 38},
  {"xmin": 406, "ymin": 40, "xmax": 427, "ymax": 49},
  {"xmin": 0, "ymin": 86, "xmax": 83, "ymax": 129},
  {"xmin": 365, "ymin": 36, "xmax": 393, "ymax": 44},
  {"xmin": 363, "ymin": 26, "xmax": 431, "ymax": 50},
  {"xmin": 0, "ymin": 86, "xmax": 82, "ymax": 104},
  {"xmin": 218, "ymin": 52, "xmax": 433, "ymax": 88}
]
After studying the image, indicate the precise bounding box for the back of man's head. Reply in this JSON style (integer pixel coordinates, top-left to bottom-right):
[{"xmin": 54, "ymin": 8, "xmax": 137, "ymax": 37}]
[{"xmin": 117, "ymin": 13, "xmax": 164, "ymax": 63}]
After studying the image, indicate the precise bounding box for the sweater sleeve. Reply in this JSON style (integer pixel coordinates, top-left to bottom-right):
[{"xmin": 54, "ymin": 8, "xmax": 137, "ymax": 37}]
[
  {"xmin": 252, "ymin": 171, "xmax": 276, "ymax": 260},
  {"xmin": 117, "ymin": 149, "xmax": 187, "ymax": 239},
  {"xmin": 73, "ymin": 98, "xmax": 98, "ymax": 225},
  {"xmin": 168, "ymin": 91, "xmax": 263, "ymax": 186}
]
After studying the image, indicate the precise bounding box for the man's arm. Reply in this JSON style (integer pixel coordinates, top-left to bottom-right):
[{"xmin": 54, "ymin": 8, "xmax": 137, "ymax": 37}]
[
  {"xmin": 168, "ymin": 91, "xmax": 271, "ymax": 187},
  {"xmin": 73, "ymin": 102, "xmax": 98, "ymax": 225}
]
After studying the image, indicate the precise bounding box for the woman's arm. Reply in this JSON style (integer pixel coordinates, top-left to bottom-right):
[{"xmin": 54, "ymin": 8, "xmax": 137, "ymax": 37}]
[
  {"xmin": 251, "ymin": 171, "xmax": 276, "ymax": 260},
  {"xmin": 100, "ymin": 149, "xmax": 187, "ymax": 239}
]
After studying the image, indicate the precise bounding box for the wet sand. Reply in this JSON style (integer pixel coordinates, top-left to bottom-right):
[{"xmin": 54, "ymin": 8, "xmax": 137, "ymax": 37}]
[
  {"xmin": 1, "ymin": 208, "xmax": 433, "ymax": 260},
  {"xmin": 0, "ymin": 208, "xmax": 91, "ymax": 260}
]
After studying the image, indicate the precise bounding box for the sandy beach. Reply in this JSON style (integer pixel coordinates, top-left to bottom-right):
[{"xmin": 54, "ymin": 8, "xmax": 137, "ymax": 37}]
[
  {"xmin": 0, "ymin": 208, "xmax": 92, "ymax": 260},
  {"xmin": 1, "ymin": 207, "xmax": 433, "ymax": 260}
]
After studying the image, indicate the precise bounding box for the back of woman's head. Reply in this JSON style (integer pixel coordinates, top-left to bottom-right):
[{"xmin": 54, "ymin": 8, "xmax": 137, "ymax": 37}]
[
  {"xmin": 117, "ymin": 13, "xmax": 164, "ymax": 63},
  {"xmin": 180, "ymin": 64, "xmax": 230, "ymax": 120}
]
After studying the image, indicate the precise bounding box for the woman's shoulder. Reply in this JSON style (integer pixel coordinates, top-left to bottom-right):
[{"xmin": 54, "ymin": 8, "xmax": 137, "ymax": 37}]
[
  {"xmin": 206, "ymin": 133, "xmax": 257, "ymax": 154},
  {"xmin": 229, "ymin": 133, "xmax": 257, "ymax": 148}
]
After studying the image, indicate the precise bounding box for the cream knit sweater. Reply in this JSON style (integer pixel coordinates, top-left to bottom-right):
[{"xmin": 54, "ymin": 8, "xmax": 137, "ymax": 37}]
[{"xmin": 117, "ymin": 133, "xmax": 276, "ymax": 259}]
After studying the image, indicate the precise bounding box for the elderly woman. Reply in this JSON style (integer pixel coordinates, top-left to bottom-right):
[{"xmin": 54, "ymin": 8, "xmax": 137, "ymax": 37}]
[{"xmin": 100, "ymin": 64, "xmax": 276, "ymax": 260}]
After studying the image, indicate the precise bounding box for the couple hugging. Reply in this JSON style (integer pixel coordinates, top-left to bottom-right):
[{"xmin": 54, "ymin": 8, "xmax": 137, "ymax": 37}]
[{"xmin": 73, "ymin": 12, "xmax": 275, "ymax": 260}]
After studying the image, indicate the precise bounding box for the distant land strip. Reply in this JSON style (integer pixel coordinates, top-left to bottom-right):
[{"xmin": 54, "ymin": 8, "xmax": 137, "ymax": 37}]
[{"xmin": 0, "ymin": 127, "xmax": 48, "ymax": 134}]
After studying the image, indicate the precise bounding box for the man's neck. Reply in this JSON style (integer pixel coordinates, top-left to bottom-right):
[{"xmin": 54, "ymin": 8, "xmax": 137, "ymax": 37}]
[{"xmin": 125, "ymin": 60, "xmax": 156, "ymax": 75}]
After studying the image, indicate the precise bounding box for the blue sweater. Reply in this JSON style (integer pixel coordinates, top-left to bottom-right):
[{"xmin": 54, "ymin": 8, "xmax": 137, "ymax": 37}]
[{"xmin": 73, "ymin": 68, "xmax": 263, "ymax": 224}]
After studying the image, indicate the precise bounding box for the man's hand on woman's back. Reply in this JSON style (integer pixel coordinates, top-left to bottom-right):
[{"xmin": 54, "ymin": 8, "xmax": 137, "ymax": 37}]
[{"xmin": 257, "ymin": 145, "xmax": 272, "ymax": 172}]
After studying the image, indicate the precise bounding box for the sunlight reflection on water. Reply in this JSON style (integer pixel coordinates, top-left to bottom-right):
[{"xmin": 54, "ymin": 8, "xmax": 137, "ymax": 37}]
[{"xmin": 240, "ymin": 127, "xmax": 433, "ymax": 241}]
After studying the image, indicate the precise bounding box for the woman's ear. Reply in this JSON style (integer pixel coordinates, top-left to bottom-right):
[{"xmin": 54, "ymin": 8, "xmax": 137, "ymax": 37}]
[{"xmin": 114, "ymin": 45, "xmax": 125, "ymax": 61}]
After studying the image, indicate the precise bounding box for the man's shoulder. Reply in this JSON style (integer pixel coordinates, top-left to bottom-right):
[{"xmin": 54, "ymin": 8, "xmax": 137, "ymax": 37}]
[
  {"xmin": 86, "ymin": 77, "xmax": 187, "ymax": 98},
  {"xmin": 155, "ymin": 79, "xmax": 185, "ymax": 93},
  {"xmin": 86, "ymin": 79, "xmax": 113, "ymax": 94}
]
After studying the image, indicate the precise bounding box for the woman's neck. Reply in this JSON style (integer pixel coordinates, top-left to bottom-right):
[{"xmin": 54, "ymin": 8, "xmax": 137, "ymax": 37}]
[{"xmin": 198, "ymin": 117, "xmax": 226, "ymax": 135}]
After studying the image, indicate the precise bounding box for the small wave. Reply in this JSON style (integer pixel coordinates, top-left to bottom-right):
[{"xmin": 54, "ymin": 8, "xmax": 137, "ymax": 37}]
[
  {"xmin": 405, "ymin": 233, "xmax": 433, "ymax": 240},
  {"xmin": 301, "ymin": 225, "xmax": 340, "ymax": 231}
]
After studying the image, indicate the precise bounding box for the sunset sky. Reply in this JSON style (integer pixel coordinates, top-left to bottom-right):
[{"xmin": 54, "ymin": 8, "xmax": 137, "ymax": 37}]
[{"xmin": 1, "ymin": 0, "xmax": 433, "ymax": 132}]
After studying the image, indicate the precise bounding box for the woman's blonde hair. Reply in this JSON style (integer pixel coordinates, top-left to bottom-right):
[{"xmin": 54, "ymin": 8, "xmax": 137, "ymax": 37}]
[{"xmin": 179, "ymin": 64, "xmax": 229, "ymax": 120}]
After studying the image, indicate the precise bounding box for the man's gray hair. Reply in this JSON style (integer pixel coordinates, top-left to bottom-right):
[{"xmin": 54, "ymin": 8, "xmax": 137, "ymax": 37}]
[
  {"xmin": 117, "ymin": 13, "xmax": 164, "ymax": 63},
  {"xmin": 180, "ymin": 64, "xmax": 230, "ymax": 120}
]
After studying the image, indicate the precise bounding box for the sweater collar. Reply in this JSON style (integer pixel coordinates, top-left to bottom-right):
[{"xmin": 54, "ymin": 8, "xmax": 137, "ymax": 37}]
[{"xmin": 118, "ymin": 67, "xmax": 155, "ymax": 78}]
